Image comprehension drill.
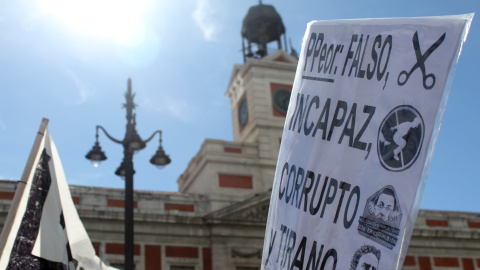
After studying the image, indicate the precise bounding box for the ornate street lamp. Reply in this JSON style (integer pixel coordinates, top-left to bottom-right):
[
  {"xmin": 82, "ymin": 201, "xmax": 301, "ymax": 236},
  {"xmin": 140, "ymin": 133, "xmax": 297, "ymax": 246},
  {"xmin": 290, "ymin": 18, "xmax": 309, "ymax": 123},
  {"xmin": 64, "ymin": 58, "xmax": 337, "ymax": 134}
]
[{"xmin": 85, "ymin": 78, "xmax": 171, "ymax": 270}]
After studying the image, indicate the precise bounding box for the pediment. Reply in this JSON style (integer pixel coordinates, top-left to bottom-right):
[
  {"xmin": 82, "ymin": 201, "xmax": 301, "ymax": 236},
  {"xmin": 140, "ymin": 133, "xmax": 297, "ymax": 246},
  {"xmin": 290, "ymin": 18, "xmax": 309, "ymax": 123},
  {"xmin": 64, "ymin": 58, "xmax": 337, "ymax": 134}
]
[
  {"xmin": 205, "ymin": 191, "xmax": 271, "ymax": 223},
  {"xmin": 262, "ymin": 49, "xmax": 299, "ymax": 64}
]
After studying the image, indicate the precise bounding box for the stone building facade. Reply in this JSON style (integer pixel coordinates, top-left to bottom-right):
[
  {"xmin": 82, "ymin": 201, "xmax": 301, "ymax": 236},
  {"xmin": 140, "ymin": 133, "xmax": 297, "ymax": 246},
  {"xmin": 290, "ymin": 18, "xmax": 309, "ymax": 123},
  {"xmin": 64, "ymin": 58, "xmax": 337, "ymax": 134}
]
[{"xmin": 0, "ymin": 180, "xmax": 479, "ymax": 270}]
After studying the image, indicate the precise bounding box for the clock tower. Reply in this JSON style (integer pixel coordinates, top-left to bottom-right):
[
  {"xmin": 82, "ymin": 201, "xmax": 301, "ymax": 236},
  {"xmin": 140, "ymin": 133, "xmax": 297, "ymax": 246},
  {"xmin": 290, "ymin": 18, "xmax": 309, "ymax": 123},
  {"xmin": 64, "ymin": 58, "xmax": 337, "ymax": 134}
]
[
  {"xmin": 177, "ymin": 3, "xmax": 298, "ymax": 201},
  {"xmin": 226, "ymin": 50, "xmax": 297, "ymax": 160}
]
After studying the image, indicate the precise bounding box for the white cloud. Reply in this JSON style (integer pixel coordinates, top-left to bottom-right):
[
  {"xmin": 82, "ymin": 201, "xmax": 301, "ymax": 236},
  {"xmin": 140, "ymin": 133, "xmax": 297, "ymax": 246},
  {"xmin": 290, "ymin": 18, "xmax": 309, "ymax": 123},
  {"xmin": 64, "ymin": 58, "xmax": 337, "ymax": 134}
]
[
  {"xmin": 192, "ymin": 0, "xmax": 219, "ymax": 41},
  {"xmin": 66, "ymin": 70, "xmax": 94, "ymax": 105}
]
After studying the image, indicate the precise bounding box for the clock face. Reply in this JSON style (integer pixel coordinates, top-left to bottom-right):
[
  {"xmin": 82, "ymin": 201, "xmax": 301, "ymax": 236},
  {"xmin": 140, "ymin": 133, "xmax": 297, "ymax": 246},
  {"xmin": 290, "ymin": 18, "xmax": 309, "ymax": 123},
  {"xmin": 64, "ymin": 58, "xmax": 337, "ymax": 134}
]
[
  {"xmin": 272, "ymin": 88, "xmax": 291, "ymax": 114},
  {"xmin": 238, "ymin": 99, "xmax": 248, "ymax": 126}
]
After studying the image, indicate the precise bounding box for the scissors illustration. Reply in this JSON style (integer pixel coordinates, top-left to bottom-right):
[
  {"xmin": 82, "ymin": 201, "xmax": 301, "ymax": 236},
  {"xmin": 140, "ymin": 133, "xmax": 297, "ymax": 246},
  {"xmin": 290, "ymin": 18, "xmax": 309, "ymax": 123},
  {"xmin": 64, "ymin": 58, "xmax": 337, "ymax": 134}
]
[{"xmin": 397, "ymin": 31, "xmax": 446, "ymax": 90}]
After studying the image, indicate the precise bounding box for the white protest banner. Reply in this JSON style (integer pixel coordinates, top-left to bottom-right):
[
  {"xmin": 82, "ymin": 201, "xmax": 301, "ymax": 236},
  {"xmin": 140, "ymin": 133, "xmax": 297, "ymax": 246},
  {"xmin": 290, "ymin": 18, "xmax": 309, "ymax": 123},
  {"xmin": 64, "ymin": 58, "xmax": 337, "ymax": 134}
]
[{"xmin": 262, "ymin": 14, "xmax": 473, "ymax": 270}]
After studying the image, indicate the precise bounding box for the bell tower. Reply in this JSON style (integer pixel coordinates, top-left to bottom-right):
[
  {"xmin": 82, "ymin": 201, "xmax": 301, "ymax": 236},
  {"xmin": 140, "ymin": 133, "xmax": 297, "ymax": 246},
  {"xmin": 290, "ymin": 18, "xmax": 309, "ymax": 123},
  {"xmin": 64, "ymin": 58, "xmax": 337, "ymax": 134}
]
[{"xmin": 178, "ymin": 2, "xmax": 298, "ymax": 201}]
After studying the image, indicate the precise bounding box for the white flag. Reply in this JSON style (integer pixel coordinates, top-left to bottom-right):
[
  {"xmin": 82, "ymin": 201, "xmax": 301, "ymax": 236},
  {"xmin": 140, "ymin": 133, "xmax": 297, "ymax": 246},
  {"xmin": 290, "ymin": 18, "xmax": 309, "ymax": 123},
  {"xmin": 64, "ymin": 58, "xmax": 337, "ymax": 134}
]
[{"xmin": 0, "ymin": 118, "xmax": 117, "ymax": 270}]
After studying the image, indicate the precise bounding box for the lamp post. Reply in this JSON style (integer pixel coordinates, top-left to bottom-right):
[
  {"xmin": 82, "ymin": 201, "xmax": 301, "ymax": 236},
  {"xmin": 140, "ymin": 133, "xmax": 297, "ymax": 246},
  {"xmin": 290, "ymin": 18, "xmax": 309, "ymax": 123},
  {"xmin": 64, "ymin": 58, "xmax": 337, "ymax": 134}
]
[{"xmin": 85, "ymin": 78, "xmax": 171, "ymax": 270}]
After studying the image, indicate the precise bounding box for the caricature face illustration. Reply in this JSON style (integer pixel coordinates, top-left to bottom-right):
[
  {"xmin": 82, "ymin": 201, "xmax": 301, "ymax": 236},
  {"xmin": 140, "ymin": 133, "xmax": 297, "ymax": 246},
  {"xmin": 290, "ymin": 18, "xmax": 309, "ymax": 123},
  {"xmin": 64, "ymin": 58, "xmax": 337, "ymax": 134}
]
[
  {"xmin": 374, "ymin": 193, "xmax": 395, "ymax": 222},
  {"xmin": 357, "ymin": 253, "xmax": 379, "ymax": 270},
  {"xmin": 350, "ymin": 245, "xmax": 381, "ymax": 270},
  {"xmin": 357, "ymin": 186, "xmax": 403, "ymax": 249}
]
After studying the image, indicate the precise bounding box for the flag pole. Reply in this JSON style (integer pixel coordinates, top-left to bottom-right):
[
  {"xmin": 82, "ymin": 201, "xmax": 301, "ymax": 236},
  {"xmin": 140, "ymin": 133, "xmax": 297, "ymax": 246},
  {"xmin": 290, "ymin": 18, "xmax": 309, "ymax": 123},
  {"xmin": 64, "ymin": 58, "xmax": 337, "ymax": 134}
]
[{"xmin": 0, "ymin": 118, "xmax": 49, "ymax": 255}]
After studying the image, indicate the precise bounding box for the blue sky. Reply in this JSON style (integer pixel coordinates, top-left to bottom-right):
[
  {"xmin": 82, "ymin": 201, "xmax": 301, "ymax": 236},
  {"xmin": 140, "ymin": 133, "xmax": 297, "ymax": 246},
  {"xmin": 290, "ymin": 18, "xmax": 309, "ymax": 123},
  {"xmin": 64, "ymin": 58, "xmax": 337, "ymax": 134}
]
[{"xmin": 0, "ymin": 0, "xmax": 478, "ymax": 213}]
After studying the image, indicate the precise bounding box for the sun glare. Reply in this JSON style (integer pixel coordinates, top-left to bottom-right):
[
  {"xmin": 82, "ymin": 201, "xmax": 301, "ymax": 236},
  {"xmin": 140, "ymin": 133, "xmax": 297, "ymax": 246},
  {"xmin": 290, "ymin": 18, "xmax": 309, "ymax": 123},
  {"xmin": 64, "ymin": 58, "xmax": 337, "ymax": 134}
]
[{"xmin": 40, "ymin": 0, "xmax": 150, "ymax": 45}]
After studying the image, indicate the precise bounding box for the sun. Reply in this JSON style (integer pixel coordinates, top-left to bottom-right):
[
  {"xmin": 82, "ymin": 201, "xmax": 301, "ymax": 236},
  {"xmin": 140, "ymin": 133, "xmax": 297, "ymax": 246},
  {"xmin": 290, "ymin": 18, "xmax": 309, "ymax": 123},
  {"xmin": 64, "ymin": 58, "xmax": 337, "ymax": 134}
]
[{"xmin": 40, "ymin": 0, "xmax": 151, "ymax": 45}]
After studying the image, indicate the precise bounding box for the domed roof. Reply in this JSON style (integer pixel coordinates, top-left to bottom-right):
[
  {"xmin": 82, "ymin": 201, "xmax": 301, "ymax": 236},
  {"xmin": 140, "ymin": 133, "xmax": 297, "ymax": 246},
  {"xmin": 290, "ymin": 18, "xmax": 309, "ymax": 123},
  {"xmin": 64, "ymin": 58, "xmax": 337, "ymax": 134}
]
[{"xmin": 241, "ymin": 3, "xmax": 285, "ymax": 45}]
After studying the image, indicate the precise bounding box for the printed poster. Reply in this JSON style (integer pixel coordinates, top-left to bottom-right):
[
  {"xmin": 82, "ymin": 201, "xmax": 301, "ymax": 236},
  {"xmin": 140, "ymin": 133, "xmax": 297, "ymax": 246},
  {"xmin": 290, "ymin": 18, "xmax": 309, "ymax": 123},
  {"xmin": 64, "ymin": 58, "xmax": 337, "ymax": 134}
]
[{"xmin": 262, "ymin": 14, "xmax": 473, "ymax": 270}]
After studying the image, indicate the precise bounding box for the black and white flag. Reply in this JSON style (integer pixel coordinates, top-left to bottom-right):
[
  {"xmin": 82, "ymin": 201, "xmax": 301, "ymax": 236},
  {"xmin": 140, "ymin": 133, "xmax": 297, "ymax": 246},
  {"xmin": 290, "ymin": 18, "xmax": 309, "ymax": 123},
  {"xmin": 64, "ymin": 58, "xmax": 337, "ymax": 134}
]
[{"xmin": 0, "ymin": 119, "xmax": 116, "ymax": 270}]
